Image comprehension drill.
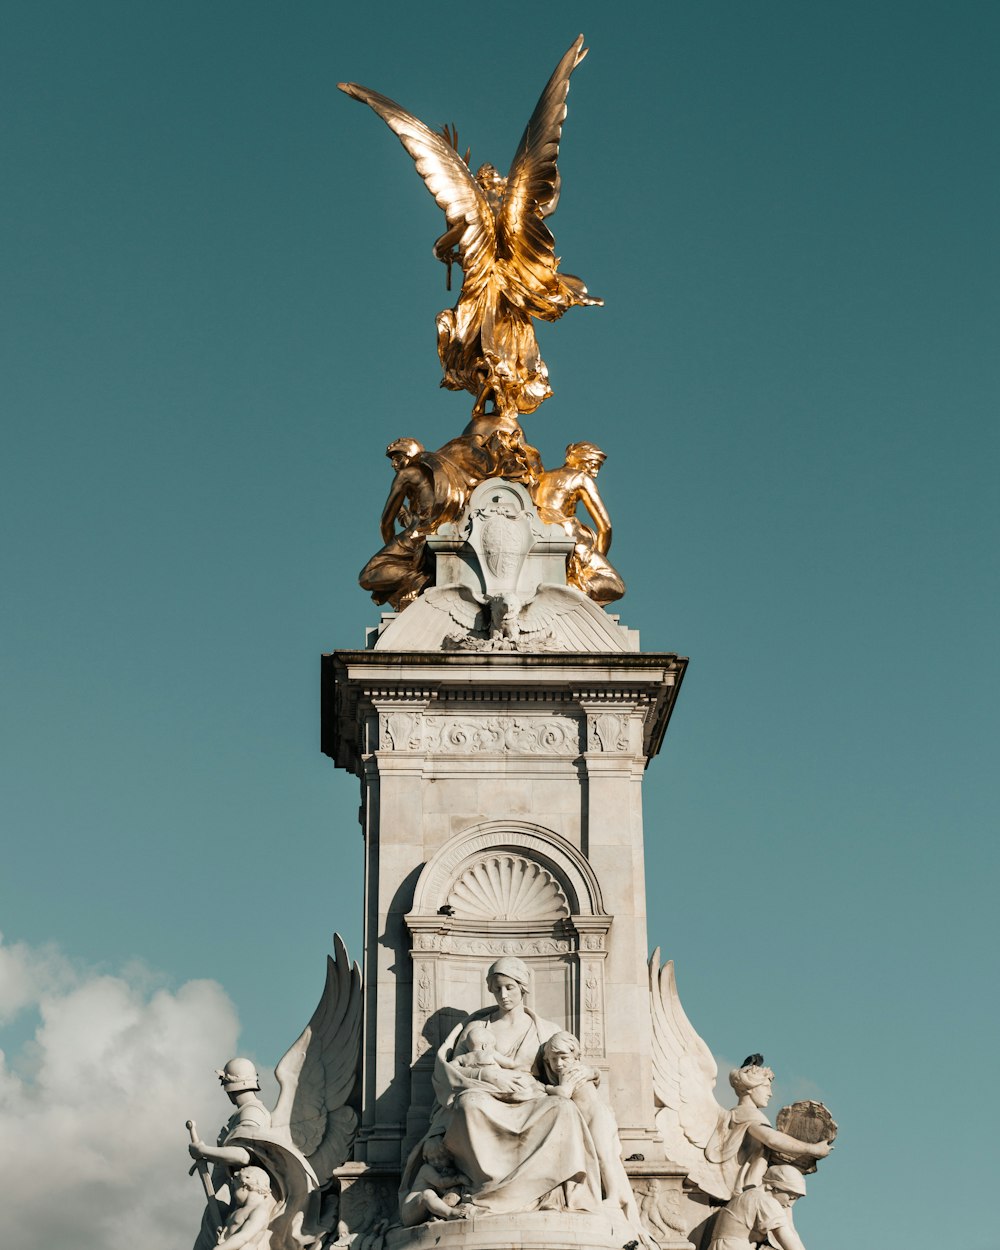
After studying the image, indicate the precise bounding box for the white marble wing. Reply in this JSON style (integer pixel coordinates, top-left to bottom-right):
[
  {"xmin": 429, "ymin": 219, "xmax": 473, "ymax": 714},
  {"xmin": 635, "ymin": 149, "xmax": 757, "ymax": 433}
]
[
  {"xmin": 423, "ymin": 585, "xmax": 486, "ymax": 630},
  {"xmin": 516, "ymin": 583, "xmax": 586, "ymax": 633},
  {"xmin": 271, "ymin": 933, "xmax": 362, "ymax": 1182},
  {"xmin": 648, "ymin": 949, "xmax": 732, "ymax": 1200}
]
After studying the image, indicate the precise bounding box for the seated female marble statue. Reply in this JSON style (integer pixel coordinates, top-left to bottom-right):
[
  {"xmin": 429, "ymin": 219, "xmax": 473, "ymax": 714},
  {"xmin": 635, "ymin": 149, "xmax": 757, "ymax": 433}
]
[{"xmin": 402, "ymin": 956, "xmax": 649, "ymax": 1238}]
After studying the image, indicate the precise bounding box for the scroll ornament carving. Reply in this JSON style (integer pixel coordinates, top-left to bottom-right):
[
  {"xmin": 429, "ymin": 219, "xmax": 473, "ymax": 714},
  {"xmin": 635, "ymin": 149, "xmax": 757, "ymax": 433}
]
[
  {"xmin": 424, "ymin": 715, "xmax": 578, "ymax": 755},
  {"xmin": 378, "ymin": 713, "xmax": 579, "ymax": 754},
  {"xmin": 412, "ymin": 933, "xmax": 573, "ymax": 955},
  {"xmin": 447, "ymin": 855, "xmax": 570, "ymax": 921}
]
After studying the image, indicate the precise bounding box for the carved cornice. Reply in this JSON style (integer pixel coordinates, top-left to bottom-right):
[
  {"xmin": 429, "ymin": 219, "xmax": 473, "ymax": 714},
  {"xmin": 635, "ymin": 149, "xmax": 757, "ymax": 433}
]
[{"xmin": 322, "ymin": 650, "xmax": 687, "ymax": 775}]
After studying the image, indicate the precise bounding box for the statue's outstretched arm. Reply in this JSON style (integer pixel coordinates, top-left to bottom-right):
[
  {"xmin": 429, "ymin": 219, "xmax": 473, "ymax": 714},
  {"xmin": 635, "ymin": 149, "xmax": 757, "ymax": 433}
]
[
  {"xmin": 746, "ymin": 1121, "xmax": 833, "ymax": 1160},
  {"xmin": 190, "ymin": 1141, "xmax": 252, "ymax": 1169}
]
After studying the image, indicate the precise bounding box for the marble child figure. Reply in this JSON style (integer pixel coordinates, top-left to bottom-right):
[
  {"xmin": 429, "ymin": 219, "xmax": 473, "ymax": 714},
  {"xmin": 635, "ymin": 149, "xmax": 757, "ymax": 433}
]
[
  {"xmin": 400, "ymin": 1138, "xmax": 473, "ymax": 1226},
  {"xmin": 215, "ymin": 1166, "xmax": 276, "ymax": 1249},
  {"xmin": 455, "ymin": 1023, "xmax": 528, "ymax": 1087},
  {"xmin": 541, "ymin": 1032, "xmax": 648, "ymax": 1235},
  {"xmin": 707, "ymin": 1165, "xmax": 809, "ymax": 1250}
]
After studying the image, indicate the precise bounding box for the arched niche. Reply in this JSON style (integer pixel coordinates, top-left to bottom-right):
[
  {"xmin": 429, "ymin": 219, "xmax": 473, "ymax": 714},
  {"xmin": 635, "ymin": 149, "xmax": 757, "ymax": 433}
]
[{"xmin": 405, "ymin": 821, "xmax": 613, "ymax": 1070}]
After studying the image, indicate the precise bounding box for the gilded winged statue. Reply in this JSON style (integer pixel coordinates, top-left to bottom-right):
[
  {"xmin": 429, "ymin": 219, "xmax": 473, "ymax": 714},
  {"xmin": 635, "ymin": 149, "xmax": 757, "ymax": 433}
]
[
  {"xmin": 339, "ymin": 35, "xmax": 603, "ymax": 417},
  {"xmin": 187, "ymin": 935, "xmax": 362, "ymax": 1250}
]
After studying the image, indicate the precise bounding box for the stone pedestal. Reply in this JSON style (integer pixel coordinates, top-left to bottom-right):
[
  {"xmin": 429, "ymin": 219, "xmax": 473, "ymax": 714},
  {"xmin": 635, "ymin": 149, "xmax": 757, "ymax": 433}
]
[
  {"xmin": 322, "ymin": 481, "xmax": 691, "ymax": 1248},
  {"xmin": 323, "ymin": 648, "xmax": 685, "ymax": 1170}
]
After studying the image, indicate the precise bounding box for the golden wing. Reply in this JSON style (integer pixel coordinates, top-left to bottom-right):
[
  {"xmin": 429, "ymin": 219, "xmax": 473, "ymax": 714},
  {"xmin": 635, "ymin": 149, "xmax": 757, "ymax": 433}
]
[
  {"xmin": 337, "ymin": 81, "xmax": 496, "ymax": 292},
  {"xmin": 497, "ymin": 35, "xmax": 601, "ymax": 312}
]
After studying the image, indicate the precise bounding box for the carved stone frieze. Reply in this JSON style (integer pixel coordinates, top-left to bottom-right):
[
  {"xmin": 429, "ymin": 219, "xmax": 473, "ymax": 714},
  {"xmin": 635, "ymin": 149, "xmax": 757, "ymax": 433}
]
[
  {"xmin": 411, "ymin": 933, "xmax": 573, "ymax": 956},
  {"xmin": 424, "ymin": 714, "xmax": 578, "ymax": 754},
  {"xmin": 377, "ymin": 711, "xmax": 580, "ymax": 755}
]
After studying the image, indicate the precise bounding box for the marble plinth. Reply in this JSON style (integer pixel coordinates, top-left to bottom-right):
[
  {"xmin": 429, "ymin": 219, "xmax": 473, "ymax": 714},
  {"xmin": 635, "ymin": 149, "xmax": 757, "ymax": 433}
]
[
  {"xmin": 322, "ymin": 649, "xmax": 686, "ymax": 1168},
  {"xmin": 386, "ymin": 1209, "xmax": 689, "ymax": 1250}
]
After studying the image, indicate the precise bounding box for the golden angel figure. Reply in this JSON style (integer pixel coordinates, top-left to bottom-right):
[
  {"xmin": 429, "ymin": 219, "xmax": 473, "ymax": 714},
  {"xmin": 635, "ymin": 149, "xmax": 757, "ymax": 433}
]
[{"xmin": 339, "ymin": 35, "xmax": 603, "ymax": 417}]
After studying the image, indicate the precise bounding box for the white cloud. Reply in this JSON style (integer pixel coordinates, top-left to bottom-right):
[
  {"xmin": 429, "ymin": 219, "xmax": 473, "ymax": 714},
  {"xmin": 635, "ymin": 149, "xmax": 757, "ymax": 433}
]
[{"xmin": 0, "ymin": 934, "xmax": 242, "ymax": 1250}]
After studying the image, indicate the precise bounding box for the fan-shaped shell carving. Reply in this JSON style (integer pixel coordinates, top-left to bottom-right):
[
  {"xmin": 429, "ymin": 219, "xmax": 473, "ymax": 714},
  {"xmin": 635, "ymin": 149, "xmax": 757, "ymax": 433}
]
[{"xmin": 447, "ymin": 855, "xmax": 570, "ymax": 920}]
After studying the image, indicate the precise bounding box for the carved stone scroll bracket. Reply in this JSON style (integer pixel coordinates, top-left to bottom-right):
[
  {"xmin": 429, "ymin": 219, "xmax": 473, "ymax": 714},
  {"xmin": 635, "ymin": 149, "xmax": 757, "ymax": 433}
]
[
  {"xmin": 580, "ymin": 700, "xmax": 645, "ymax": 756},
  {"xmin": 587, "ymin": 710, "xmax": 631, "ymax": 753}
]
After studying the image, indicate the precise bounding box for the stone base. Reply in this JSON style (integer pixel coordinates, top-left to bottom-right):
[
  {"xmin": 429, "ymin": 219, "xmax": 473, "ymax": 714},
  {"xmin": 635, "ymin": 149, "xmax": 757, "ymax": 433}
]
[
  {"xmin": 336, "ymin": 1163, "xmax": 696, "ymax": 1250},
  {"xmin": 386, "ymin": 1210, "xmax": 686, "ymax": 1250}
]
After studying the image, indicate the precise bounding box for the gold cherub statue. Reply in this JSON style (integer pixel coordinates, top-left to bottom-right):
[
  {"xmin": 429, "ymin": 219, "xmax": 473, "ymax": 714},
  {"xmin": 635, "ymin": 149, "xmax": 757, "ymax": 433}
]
[{"xmin": 339, "ymin": 35, "xmax": 602, "ymax": 418}]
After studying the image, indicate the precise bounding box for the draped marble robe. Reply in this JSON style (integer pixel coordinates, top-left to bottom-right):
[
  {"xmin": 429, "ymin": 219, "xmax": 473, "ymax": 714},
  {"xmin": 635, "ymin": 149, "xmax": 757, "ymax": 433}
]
[{"xmin": 408, "ymin": 1007, "xmax": 605, "ymax": 1216}]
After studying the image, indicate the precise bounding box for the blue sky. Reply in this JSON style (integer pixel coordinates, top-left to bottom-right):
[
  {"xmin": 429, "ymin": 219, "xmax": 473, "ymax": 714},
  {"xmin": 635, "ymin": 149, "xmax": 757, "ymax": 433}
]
[{"xmin": 1, "ymin": 3, "xmax": 997, "ymax": 1247}]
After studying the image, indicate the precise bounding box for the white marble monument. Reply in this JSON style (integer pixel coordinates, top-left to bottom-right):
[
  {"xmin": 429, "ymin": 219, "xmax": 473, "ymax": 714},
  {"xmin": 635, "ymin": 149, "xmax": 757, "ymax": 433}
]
[{"xmin": 184, "ymin": 34, "xmax": 836, "ymax": 1250}]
